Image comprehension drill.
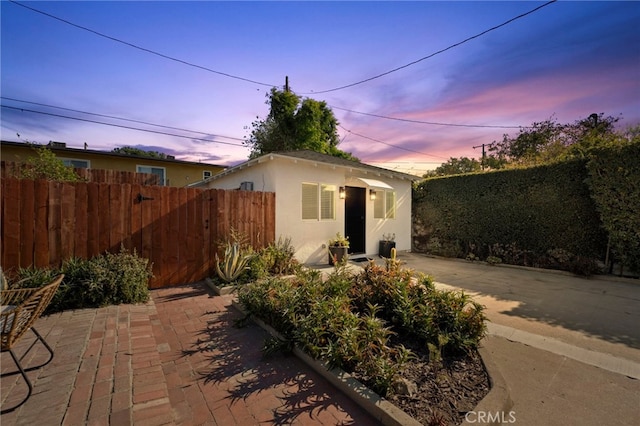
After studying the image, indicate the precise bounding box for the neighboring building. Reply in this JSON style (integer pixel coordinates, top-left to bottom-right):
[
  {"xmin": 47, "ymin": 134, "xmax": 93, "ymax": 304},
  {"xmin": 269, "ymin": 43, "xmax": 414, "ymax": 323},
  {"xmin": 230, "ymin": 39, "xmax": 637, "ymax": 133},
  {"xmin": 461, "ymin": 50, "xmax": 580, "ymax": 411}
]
[
  {"xmin": 1, "ymin": 140, "xmax": 224, "ymax": 187},
  {"xmin": 191, "ymin": 150, "xmax": 419, "ymax": 264}
]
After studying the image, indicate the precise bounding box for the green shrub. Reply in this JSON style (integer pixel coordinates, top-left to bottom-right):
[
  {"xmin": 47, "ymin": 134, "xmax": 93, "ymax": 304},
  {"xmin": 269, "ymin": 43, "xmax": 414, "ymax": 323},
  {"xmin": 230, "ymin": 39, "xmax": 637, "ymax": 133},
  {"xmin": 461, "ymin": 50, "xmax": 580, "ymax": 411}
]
[
  {"xmin": 248, "ymin": 236, "xmax": 300, "ymax": 279},
  {"xmin": 213, "ymin": 233, "xmax": 300, "ymax": 286},
  {"xmin": 90, "ymin": 247, "xmax": 152, "ymax": 304},
  {"xmin": 238, "ymin": 262, "xmax": 485, "ymax": 396},
  {"xmin": 586, "ymin": 140, "xmax": 640, "ymax": 273},
  {"xmin": 352, "ymin": 262, "xmax": 485, "ymax": 356},
  {"xmin": 18, "ymin": 146, "xmax": 84, "ymax": 182},
  {"xmin": 14, "ymin": 247, "xmax": 151, "ymax": 313},
  {"xmin": 413, "ymin": 159, "xmax": 608, "ymax": 272}
]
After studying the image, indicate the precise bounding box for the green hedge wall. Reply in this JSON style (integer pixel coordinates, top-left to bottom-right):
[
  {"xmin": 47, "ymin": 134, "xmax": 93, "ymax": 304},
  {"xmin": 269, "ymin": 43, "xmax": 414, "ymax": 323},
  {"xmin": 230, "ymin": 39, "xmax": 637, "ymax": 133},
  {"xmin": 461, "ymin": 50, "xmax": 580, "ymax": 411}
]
[
  {"xmin": 586, "ymin": 142, "xmax": 640, "ymax": 271},
  {"xmin": 413, "ymin": 159, "xmax": 608, "ymax": 268}
]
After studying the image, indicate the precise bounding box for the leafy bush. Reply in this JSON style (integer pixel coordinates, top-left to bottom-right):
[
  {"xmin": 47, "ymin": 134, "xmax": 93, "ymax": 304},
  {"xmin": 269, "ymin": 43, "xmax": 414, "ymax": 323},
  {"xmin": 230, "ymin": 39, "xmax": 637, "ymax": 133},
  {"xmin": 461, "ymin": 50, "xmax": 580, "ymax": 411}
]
[
  {"xmin": 13, "ymin": 247, "xmax": 152, "ymax": 314},
  {"xmin": 586, "ymin": 139, "xmax": 640, "ymax": 273},
  {"xmin": 215, "ymin": 234, "xmax": 301, "ymax": 285},
  {"xmin": 352, "ymin": 262, "xmax": 485, "ymax": 356},
  {"xmin": 413, "ymin": 159, "xmax": 608, "ymax": 272},
  {"xmin": 90, "ymin": 248, "xmax": 152, "ymax": 304},
  {"xmin": 18, "ymin": 146, "xmax": 84, "ymax": 182},
  {"xmin": 238, "ymin": 262, "xmax": 486, "ymax": 396},
  {"xmin": 253, "ymin": 236, "xmax": 300, "ymax": 277}
]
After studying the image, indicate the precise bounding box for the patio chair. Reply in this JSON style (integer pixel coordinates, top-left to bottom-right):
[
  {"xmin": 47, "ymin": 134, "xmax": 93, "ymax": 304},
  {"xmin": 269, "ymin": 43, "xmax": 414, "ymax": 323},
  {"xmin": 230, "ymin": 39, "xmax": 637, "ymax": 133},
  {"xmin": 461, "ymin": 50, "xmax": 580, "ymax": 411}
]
[{"xmin": 1, "ymin": 274, "xmax": 64, "ymax": 414}]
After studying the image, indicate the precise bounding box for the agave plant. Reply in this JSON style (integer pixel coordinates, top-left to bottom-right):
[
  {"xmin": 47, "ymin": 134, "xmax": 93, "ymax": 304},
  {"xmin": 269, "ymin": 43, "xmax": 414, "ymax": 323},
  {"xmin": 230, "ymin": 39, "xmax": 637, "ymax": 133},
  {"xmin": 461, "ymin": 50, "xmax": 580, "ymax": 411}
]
[{"xmin": 215, "ymin": 242, "xmax": 255, "ymax": 283}]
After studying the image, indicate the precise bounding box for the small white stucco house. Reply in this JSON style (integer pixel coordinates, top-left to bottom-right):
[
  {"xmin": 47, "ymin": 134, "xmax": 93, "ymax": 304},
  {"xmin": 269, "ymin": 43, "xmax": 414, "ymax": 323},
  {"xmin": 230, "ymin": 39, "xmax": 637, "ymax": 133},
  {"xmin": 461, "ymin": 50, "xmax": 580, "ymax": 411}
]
[{"xmin": 192, "ymin": 150, "xmax": 419, "ymax": 265}]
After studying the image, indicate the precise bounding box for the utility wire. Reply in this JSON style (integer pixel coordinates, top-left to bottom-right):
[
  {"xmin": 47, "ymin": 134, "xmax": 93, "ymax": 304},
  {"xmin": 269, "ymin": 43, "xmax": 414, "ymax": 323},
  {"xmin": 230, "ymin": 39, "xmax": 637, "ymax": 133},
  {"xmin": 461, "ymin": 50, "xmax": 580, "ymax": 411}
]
[
  {"xmin": 1, "ymin": 105, "xmax": 247, "ymax": 147},
  {"xmin": 331, "ymin": 105, "xmax": 525, "ymax": 129},
  {"xmin": 11, "ymin": 0, "xmax": 557, "ymax": 95},
  {"xmin": 304, "ymin": 0, "xmax": 558, "ymax": 94},
  {"xmin": 338, "ymin": 125, "xmax": 448, "ymax": 160},
  {"xmin": 8, "ymin": 0, "xmax": 277, "ymax": 89},
  {"xmin": 1, "ymin": 97, "xmax": 244, "ymax": 141}
]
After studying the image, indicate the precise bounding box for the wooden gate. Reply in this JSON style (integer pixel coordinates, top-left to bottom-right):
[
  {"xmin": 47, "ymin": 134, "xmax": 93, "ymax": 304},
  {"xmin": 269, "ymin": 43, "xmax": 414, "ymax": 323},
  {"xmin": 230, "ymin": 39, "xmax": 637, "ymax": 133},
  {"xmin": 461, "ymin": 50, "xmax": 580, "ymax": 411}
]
[{"xmin": 0, "ymin": 178, "xmax": 275, "ymax": 288}]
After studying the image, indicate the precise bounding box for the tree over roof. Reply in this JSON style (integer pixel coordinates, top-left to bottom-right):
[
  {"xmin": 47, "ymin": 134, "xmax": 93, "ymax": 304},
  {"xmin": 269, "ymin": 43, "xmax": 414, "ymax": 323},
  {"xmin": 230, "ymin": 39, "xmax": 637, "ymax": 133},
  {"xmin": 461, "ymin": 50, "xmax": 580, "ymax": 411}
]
[{"xmin": 244, "ymin": 87, "xmax": 358, "ymax": 161}]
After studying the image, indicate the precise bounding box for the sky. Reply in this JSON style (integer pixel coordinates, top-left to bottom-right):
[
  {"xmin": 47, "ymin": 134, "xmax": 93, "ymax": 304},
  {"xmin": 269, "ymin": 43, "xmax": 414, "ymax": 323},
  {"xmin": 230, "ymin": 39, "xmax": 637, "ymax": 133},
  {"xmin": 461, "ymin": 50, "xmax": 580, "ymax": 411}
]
[{"xmin": 2, "ymin": 1, "xmax": 639, "ymax": 174}]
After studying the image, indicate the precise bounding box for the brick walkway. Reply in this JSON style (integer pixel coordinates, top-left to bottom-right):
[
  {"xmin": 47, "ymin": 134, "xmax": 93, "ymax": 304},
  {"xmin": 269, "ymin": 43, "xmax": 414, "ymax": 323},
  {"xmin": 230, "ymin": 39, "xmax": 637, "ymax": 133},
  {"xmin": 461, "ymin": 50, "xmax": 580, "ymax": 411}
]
[{"xmin": 1, "ymin": 282, "xmax": 377, "ymax": 425}]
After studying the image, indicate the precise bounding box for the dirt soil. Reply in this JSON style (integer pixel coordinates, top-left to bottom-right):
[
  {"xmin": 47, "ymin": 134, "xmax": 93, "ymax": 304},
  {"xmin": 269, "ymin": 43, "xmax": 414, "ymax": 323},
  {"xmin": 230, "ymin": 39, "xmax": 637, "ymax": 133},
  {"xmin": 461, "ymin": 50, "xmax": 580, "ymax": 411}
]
[{"xmin": 385, "ymin": 338, "xmax": 490, "ymax": 426}]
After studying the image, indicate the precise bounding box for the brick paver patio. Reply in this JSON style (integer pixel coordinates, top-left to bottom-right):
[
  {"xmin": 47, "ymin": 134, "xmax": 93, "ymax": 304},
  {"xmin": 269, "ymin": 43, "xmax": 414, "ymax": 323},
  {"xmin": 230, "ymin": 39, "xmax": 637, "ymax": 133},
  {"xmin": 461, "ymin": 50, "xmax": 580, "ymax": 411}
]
[{"xmin": 1, "ymin": 282, "xmax": 377, "ymax": 425}]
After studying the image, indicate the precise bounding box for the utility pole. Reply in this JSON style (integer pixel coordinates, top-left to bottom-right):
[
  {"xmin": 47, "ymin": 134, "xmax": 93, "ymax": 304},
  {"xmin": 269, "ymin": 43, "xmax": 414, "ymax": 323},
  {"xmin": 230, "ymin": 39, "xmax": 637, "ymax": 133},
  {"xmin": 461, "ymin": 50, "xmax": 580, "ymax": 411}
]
[
  {"xmin": 285, "ymin": 76, "xmax": 289, "ymax": 93},
  {"xmin": 473, "ymin": 143, "xmax": 486, "ymax": 170}
]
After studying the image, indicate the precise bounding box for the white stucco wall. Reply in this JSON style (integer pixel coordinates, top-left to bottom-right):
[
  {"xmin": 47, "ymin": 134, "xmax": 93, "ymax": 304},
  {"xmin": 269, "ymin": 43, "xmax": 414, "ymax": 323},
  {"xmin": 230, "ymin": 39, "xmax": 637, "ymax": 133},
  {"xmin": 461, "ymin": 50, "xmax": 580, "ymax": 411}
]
[{"xmin": 202, "ymin": 155, "xmax": 413, "ymax": 264}]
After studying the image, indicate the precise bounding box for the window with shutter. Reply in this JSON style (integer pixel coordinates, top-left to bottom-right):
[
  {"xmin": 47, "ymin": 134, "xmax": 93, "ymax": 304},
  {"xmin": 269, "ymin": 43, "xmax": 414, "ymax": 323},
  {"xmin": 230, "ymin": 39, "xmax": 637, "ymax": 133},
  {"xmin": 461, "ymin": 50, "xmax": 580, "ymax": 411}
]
[
  {"xmin": 374, "ymin": 194, "xmax": 385, "ymax": 219},
  {"xmin": 301, "ymin": 183, "xmax": 319, "ymax": 220},
  {"xmin": 320, "ymin": 185, "xmax": 336, "ymax": 220},
  {"xmin": 386, "ymin": 191, "xmax": 396, "ymax": 219}
]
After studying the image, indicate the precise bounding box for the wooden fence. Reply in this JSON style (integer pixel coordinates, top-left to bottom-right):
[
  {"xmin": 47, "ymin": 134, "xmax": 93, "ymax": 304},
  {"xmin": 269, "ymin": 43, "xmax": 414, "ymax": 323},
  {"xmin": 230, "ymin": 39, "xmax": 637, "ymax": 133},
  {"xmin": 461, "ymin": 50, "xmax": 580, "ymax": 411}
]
[
  {"xmin": 0, "ymin": 178, "xmax": 275, "ymax": 288},
  {"xmin": 1, "ymin": 161, "xmax": 161, "ymax": 185}
]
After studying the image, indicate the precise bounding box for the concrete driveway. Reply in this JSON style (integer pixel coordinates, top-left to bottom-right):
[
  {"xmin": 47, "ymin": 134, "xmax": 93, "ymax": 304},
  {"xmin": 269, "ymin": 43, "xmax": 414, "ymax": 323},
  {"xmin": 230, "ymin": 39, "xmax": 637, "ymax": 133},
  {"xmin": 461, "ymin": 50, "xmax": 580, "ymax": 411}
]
[
  {"xmin": 398, "ymin": 252, "xmax": 640, "ymax": 363},
  {"xmin": 394, "ymin": 252, "xmax": 640, "ymax": 425}
]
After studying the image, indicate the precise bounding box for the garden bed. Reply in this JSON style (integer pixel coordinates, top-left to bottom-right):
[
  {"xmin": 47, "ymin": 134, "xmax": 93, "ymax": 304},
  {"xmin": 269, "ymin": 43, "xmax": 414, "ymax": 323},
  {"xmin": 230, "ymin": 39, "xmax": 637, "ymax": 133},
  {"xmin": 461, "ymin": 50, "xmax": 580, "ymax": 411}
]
[
  {"xmin": 388, "ymin": 337, "xmax": 489, "ymax": 425},
  {"xmin": 237, "ymin": 262, "xmax": 491, "ymax": 425},
  {"xmin": 242, "ymin": 305, "xmax": 490, "ymax": 425}
]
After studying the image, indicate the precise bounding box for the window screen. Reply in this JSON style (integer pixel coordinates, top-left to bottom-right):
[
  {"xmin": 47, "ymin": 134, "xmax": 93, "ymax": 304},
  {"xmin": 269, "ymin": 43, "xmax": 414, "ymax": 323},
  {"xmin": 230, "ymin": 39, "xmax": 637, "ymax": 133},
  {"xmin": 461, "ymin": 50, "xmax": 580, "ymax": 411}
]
[
  {"xmin": 302, "ymin": 183, "xmax": 319, "ymax": 220},
  {"xmin": 374, "ymin": 190, "xmax": 396, "ymax": 219},
  {"xmin": 374, "ymin": 194, "xmax": 385, "ymax": 219},
  {"xmin": 385, "ymin": 191, "xmax": 396, "ymax": 219},
  {"xmin": 137, "ymin": 166, "xmax": 166, "ymax": 186},
  {"xmin": 320, "ymin": 185, "xmax": 336, "ymax": 220},
  {"xmin": 62, "ymin": 158, "xmax": 90, "ymax": 168},
  {"xmin": 302, "ymin": 183, "xmax": 336, "ymax": 220}
]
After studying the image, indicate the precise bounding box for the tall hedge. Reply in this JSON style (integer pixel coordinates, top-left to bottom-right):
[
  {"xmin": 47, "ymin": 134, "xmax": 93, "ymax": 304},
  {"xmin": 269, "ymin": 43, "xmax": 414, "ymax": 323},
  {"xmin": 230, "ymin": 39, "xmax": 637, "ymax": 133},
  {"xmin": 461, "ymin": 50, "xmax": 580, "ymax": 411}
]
[
  {"xmin": 413, "ymin": 160, "xmax": 608, "ymax": 266},
  {"xmin": 586, "ymin": 141, "xmax": 640, "ymax": 271}
]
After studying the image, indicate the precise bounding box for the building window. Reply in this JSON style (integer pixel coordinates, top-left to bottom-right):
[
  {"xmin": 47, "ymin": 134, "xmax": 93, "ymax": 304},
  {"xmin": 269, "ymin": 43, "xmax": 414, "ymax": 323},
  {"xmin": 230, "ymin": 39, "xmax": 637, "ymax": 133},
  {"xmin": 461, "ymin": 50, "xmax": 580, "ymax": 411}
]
[
  {"xmin": 203, "ymin": 170, "xmax": 212, "ymax": 179},
  {"xmin": 137, "ymin": 165, "xmax": 166, "ymax": 186},
  {"xmin": 374, "ymin": 190, "xmax": 396, "ymax": 219},
  {"xmin": 302, "ymin": 183, "xmax": 336, "ymax": 220},
  {"xmin": 320, "ymin": 184, "xmax": 336, "ymax": 220},
  {"xmin": 61, "ymin": 158, "xmax": 90, "ymax": 168},
  {"xmin": 385, "ymin": 191, "xmax": 396, "ymax": 219}
]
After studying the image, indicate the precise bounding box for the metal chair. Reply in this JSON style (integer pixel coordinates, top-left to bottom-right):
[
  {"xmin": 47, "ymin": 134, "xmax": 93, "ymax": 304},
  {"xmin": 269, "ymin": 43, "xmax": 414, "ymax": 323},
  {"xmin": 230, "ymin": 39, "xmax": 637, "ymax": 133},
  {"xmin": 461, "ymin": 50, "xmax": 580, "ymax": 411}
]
[{"xmin": 1, "ymin": 275, "xmax": 64, "ymax": 414}]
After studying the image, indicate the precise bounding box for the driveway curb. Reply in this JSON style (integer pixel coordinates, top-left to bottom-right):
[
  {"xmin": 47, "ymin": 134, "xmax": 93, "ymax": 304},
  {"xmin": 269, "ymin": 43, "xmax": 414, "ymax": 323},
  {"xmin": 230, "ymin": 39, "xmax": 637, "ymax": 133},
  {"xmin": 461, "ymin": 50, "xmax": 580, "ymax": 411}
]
[
  {"xmin": 416, "ymin": 252, "xmax": 639, "ymax": 284},
  {"xmin": 232, "ymin": 300, "xmax": 512, "ymax": 426},
  {"xmin": 461, "ymin": 339, "xmax": 514, "ymax": 425}
]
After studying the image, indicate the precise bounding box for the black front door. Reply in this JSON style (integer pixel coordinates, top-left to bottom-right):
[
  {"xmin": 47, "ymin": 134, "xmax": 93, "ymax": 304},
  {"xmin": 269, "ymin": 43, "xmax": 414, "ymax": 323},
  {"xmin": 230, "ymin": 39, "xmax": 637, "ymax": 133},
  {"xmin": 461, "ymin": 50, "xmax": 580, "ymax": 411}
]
[{"xmin": 345, "ymin": 186, "xmax": 366, "ymax": 254}]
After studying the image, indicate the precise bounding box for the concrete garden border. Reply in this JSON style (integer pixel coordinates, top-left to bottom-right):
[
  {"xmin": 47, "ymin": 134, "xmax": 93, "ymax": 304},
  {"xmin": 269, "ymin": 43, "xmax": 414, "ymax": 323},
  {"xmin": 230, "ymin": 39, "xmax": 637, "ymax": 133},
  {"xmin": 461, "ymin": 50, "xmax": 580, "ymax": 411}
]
[{"xmin": 205, "ymin": 277, "xmax": 235, "ymax": 295}]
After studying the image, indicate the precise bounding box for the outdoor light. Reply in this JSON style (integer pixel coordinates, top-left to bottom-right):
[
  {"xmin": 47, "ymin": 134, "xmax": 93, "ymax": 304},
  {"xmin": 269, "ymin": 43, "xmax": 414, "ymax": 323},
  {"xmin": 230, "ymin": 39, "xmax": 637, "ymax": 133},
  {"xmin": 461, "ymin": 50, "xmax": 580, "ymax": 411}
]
[
  {"xmin": 370, "ymin": 189, "xmax": 377, "ymax": 200},
  {"xmin": 339, "ymin": 187, "xmax": 346, "ymax": 199}
]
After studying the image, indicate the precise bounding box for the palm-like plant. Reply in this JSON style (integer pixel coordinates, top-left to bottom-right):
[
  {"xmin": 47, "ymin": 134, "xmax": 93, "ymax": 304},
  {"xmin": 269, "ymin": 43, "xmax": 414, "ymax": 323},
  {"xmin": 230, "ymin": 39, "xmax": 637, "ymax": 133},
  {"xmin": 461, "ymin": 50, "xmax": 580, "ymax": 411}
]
[{"xmin": 215, "ymin": 242, "xmax": 255, "ymax": 283}]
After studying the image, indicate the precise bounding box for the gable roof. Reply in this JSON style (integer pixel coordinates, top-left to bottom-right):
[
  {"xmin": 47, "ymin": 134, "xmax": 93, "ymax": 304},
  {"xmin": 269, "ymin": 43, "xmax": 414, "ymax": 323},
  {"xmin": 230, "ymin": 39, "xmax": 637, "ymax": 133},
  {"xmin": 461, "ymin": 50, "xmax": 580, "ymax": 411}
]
[{"xmin": 199, "ymin": 150, "xmax": 419, "ymax": 185}]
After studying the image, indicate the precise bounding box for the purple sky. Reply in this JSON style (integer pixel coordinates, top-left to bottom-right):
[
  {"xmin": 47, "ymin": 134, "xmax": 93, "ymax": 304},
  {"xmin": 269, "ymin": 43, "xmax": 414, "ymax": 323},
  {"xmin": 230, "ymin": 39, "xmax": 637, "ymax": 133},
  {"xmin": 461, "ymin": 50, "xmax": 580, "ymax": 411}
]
[{"xmin": 2, "ymin": 1, "xmax": 639, "ymax": 174}]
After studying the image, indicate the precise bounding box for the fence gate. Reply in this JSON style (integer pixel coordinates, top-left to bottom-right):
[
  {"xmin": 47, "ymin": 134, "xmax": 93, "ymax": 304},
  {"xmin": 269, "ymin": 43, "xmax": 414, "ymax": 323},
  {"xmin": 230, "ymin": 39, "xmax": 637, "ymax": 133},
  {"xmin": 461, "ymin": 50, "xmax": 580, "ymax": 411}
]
[{"xmin": 0, "ymin": 178, "xmax": 275, "ymax": 288}]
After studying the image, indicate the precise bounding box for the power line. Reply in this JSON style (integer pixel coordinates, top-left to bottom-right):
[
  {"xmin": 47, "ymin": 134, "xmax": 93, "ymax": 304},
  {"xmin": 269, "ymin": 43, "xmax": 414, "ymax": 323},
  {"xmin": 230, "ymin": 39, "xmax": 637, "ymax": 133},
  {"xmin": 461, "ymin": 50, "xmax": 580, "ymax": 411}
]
[
  {"xmin": 8, "ymin": 0, "xmax": 277, "ymax": 89},
  {"xmin": 303, "ymin": 0, "xmax": 558, "ymax": 94},
  {"xmin": 1, "ymin": 97, "xmax": 244, "ymax": 141},
  {"xmin": 10, "ymin": 0, "xmax": 557, "ymax": 96},
  {"xmin": 331, "ymin": 105, "xmax": 524, "ymax": 129},
  {"xmin": 338, "ymin": 124, "xmax": 448, "ymax": 160},
  {"xmin": 1, "ymin": 105, "xmax": 247, "ymax": 148}
]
